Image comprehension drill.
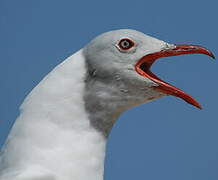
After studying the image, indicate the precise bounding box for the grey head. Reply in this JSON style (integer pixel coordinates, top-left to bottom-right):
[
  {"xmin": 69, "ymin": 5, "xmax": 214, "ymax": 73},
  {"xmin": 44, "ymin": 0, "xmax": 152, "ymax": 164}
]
[{"xmin": 82, "ymin": 29, "xmax": 214, "ymax": 137}]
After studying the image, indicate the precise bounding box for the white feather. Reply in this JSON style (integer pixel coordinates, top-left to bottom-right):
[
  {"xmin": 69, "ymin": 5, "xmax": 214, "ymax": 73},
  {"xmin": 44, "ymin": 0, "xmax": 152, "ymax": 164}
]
[{"xmin": 0, "ymin": 49, "xmax": 106, "ymax": 180}]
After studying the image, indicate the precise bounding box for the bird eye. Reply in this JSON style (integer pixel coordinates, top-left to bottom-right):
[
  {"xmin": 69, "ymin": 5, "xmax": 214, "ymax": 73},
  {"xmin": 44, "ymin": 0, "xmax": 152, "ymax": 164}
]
[{"xmin": 118, "ymin": 38, "xmax": 135, "ymax": 50}]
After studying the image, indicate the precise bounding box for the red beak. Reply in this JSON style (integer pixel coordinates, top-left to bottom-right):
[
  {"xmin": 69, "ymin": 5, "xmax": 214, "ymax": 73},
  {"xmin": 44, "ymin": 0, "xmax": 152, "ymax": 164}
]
[{"xmin": 135, "ymin": 44, "xmax": 215, "ymax": 109}]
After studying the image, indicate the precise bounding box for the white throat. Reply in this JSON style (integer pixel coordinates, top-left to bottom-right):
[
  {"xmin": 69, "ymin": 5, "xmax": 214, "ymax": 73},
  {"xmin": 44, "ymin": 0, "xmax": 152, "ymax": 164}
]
[{"xmin": 0, "ymin": 50, "xmax": 106, "ymax": 180}]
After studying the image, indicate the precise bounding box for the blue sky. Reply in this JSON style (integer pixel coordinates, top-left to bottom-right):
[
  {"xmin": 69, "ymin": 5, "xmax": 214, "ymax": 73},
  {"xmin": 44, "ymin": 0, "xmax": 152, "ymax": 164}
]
[{"xmin": 0, "ymin": 0, "xmax": 217, "ymax": 179}]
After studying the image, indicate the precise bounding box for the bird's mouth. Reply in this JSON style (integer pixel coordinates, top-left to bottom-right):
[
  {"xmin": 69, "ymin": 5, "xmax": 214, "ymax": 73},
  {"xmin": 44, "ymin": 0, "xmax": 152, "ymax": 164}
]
[{"xmin": 135, "ymin": 44, "xmax": 215, "ymax": 109}]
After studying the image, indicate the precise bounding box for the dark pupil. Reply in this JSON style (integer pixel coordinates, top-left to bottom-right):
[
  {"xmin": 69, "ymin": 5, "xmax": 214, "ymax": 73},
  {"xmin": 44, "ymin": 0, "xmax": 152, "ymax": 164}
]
[{"xmin": 121, "ymin": 40, "xmax": 130, "ymax": 48}]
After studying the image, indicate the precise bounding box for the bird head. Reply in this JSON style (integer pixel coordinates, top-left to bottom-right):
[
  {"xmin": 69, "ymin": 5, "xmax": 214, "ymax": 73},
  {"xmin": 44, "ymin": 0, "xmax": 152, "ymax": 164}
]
[{"xmin": 83, "ymin": 29, "xmax": 214, "ymax": 110}]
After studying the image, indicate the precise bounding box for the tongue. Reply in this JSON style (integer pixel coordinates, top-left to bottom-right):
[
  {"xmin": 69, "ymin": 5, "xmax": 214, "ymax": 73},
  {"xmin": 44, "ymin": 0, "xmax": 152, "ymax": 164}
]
[{"xmin": 135, "ymin": 44, "xmax": 215, "ymax": 109}]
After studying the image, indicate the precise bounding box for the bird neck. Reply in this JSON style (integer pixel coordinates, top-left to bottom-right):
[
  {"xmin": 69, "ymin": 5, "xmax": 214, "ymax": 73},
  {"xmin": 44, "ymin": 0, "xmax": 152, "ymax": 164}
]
[
  {"xmin": 0, "ymin": 50, "xmax": 106, "ymax": 180},
  {"xmin": 84, "ymin": 76, "xmax": 125, "ymax": 137}
]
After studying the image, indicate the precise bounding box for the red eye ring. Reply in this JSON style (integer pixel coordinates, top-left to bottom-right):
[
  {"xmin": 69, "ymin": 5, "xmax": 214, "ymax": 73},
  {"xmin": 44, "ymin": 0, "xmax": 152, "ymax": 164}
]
[{"xmin": 118, "ymin": 38, "xmax": 135, "ymax": 50}]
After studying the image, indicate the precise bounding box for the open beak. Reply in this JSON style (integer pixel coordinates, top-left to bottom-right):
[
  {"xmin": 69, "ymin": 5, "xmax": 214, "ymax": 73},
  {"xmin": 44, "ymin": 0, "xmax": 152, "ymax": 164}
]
[{"xmin": 135, "ymin": 44, "xmax": 215, "ymax": 109}]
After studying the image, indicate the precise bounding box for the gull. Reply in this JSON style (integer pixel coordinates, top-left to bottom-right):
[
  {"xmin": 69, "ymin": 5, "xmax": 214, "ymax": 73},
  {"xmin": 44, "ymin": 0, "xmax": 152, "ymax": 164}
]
[{"xmin": 0, "ymin": 29, "xmax": 214, "ymax": 180}]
